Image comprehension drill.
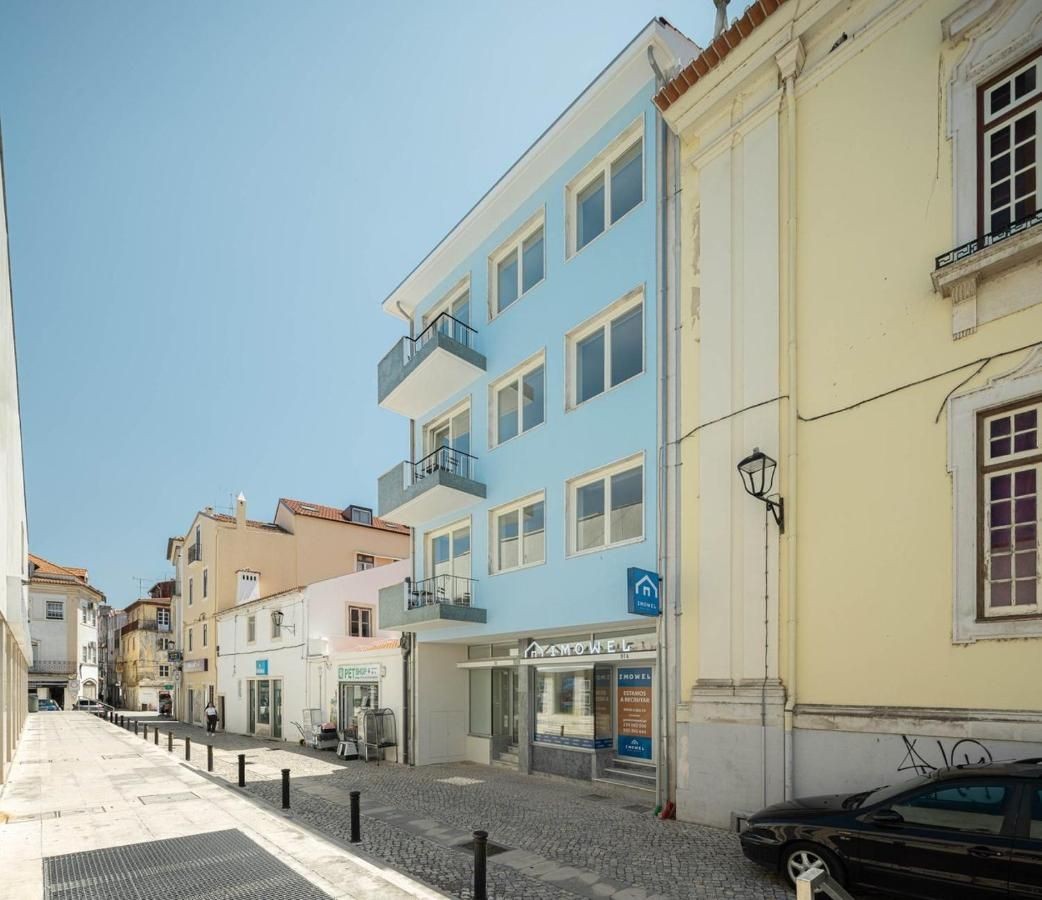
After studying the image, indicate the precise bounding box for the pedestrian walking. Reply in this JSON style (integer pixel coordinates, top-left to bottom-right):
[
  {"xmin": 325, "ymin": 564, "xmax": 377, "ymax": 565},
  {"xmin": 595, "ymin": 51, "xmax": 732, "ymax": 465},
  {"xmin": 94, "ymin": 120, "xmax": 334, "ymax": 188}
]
[{"xmin": 205, "ymin": 699, "xmax": 219, "ymax": 734}]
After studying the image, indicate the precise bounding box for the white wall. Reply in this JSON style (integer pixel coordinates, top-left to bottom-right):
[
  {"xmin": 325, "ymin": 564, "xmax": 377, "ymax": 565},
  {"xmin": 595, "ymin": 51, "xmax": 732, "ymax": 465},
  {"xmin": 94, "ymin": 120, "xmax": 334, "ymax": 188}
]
[
  {"xmin": 27, "ymin": 590, "xmax": 67, "ymax": 661},
  {"xmin": 414, "ymin": 643, "xmax": 468, "ymax": 765}
]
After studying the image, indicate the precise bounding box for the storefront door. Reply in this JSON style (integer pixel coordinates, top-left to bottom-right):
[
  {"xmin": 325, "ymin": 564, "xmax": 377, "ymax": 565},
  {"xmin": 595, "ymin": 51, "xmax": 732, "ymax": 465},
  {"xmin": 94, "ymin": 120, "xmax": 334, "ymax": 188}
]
[
  {"xmin": 249, "ymin": 678, "xmax": 282, "ymax": 738},
  {"xmin": 338, "ymin": 681, "xmax": 379, "ymax": 733},
  {"xmin": 616, "ymin": 667, "xmax": 654, "ymax": 760},
  {"xmin": 491, "ymin": 669, "xmax": 518, "ymax": 756}
]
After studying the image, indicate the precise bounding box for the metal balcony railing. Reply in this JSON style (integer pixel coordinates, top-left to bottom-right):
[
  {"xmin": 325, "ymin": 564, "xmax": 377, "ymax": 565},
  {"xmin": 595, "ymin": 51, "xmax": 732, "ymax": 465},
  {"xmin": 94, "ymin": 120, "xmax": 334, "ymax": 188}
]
[
  {"xmin": 187, "ymin": 543, "xmax": 202, "ymax": 564},
  {"xmin": 410, "ymin": 445, "xmax": 477, "ymax": 483},
  {"xmin": 405, "ymin": 574, "xmax": 476, "ymax": 609},
  {"xmin": 29, "ymin": 660, "xmax": 77, "ymax": 674},
  {"xmin": 121, "ymin": 620, "xmax": 172, "ymax": 635},
  {"xmin": 403, "ymin": 312, "xmax": 476, "ymax": 364},
  {"xmin": 935, "ymin": 209, "xmax": 1042, "ymax": 269}
]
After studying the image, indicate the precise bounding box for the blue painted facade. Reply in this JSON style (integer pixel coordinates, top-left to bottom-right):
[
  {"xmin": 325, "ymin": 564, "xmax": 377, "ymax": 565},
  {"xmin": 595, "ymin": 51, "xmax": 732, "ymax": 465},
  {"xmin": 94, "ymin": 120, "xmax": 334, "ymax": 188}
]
[{"xmin": 403, "ymin": 82, "xmax": 662, "ymax": 645}]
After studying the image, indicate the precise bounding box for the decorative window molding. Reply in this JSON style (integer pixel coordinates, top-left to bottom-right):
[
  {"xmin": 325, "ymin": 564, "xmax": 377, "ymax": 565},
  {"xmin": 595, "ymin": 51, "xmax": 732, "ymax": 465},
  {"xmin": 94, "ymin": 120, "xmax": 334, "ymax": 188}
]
[
  {"xmin": 489, "ymin": 491, "xmax": 546, "ymax": 575},
  {"xmin": 566, "ymin": 453, "xmax": 644, "ymax": 557},
  {"xmin": 565, "ymin": 287, "xmax": 644, "ymax": 410},
  {"xmin": 565, "ymin": 117, "xmax": 644, "ymax": 258},
  {"xmin": 488, "ymin": 350, "xmax": 546, "ymax": 449},
  {"xmin": 949, "ymin": 346, "xmax": 1042, "ymax": 641},
  {"xmin": 488, "ymin": 211, "xmax": 545, "ymax": 320}
]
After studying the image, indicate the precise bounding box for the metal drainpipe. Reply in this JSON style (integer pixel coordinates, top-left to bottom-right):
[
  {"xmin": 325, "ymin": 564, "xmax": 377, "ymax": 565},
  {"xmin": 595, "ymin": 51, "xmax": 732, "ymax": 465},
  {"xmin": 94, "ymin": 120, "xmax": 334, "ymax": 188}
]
[
  {"xmin": 782, "ymin": 68, "xmax": 799, "ymax": 801},
  {"xmin": 396, "ymin": 298, "xmax": 417, "ymax": 768}
]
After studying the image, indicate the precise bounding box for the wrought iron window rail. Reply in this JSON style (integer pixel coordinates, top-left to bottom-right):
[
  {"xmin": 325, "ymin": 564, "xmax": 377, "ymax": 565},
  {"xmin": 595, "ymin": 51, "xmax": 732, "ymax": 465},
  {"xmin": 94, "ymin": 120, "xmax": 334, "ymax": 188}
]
[
  {"xmin": 935, "ymin": 210, "xmax": 1042, "ymax": 270},
  {"xmin": 187, "ymin": 543, "xmax": 202, "ymax": 564},
  {"xmin": 29, "ymin": 660, "xmax": 77, "ymax": 674},
  {"xmin": 403, "ymin": 311, "xmax": 476, "ymax": 364},
  {"xmin": 410, "ymin": 445, "xmax": 477, "ymax": 483},
  {"xmin": 405, "ymin": 574, "xmax": 476, "ymax": 609}
]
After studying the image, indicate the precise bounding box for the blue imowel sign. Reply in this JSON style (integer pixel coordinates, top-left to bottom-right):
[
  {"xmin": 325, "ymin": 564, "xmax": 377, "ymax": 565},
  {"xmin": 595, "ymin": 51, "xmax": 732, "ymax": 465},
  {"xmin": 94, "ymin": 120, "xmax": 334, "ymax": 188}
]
[{"xmin": 627, "ymin": 567, "xmax": 661, "ymax": 616}]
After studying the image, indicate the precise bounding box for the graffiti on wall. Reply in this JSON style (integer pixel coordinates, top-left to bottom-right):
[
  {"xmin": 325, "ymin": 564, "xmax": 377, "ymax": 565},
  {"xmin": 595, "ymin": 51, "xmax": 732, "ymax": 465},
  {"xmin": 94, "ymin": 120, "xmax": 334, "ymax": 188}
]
[{"xmin": 896, "ymin": 735, "xmax": 993, "ymax": 775}]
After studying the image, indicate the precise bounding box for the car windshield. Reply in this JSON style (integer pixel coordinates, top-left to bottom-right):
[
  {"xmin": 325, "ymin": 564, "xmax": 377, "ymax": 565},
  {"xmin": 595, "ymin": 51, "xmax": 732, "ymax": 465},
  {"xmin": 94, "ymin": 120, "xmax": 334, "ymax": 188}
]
[{"xmin": 863, "ymin": 775, "xmax": 934, "ymax": 807}]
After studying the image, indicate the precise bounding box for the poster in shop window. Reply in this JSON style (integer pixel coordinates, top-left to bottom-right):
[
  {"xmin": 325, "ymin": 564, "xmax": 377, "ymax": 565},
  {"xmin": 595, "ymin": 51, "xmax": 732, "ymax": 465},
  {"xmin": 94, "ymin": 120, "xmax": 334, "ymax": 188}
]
[{"xmin": 617, "ymin": 667, "xmax": 653, "ymax": 760}]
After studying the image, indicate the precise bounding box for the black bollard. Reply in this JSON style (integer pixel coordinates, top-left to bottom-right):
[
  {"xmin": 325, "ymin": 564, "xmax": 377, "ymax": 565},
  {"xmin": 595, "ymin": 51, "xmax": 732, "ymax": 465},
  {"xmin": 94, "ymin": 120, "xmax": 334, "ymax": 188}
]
[
  {"xmin": 134, "ymin": 720, "xmax": 139, "ymax": 735},
  {"xmin": 207, "ymin": 744, "xmax": 213, "ymax": 772},
  {"xmin": 349, "ymin": 790, "xmax": 360, "ymax": 843},
  {"xmin": 473, "ymin": 830, "xmax": 488, "ymax": 900},
  {"xmin": 168, "ymin": 731, "xmax": 173, "ymax": 752},
  {"xmin": 185, "ymin": 736, "xmax": 191, "ymax": 761},
  {"xmin": 281, "ymin": 769, "xmax": 290, "ymax": 810},
  {"xmin": 238, "ymin": 753, "xmax": 246, "ymax": 787},
  {"xmin": 142, "ymin": 723, "xmax": 148, "ymax": 740},
  {"xmin": 154, "ymin": 726, "xmax": 159, "ymax": 745}
]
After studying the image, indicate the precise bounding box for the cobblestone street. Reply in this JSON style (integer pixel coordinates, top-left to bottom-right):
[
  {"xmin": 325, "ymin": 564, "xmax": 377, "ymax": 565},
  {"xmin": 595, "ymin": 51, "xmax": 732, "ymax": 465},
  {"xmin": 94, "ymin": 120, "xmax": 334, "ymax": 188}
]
[{"xmin": 147, "ymin": 716, "xmax": 794, "ymax": 900}]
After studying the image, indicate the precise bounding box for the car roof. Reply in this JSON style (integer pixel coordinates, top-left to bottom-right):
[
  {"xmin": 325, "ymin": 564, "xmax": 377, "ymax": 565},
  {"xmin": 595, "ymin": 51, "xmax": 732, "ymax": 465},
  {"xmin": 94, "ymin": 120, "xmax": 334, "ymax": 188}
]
[{"xmin": 932, "ymin": 758, "xmax": 1042, "ymax": 780}]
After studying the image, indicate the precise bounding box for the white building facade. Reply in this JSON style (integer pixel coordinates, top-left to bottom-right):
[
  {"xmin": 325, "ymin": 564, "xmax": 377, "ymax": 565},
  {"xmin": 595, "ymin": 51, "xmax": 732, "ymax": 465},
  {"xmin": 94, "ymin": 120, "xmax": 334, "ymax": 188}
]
[{"xmin": 216, "ymin": 560, "xmax": 409, "ymax": 753}]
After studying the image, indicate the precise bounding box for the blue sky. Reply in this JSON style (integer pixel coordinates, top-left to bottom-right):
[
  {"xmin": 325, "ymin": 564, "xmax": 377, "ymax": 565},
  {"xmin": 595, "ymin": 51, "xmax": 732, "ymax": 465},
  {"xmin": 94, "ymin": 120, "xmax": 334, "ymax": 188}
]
[{"xmin": 0, "ymin": 1, "xmax": 714, "ymax": 607}]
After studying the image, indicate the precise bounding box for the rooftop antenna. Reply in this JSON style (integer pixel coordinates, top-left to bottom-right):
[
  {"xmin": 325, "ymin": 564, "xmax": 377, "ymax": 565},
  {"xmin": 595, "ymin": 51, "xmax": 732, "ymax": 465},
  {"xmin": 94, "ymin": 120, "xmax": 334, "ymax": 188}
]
[{"xmin": 132, "ymin": 575, "xmax": 170, "ymax": 597}]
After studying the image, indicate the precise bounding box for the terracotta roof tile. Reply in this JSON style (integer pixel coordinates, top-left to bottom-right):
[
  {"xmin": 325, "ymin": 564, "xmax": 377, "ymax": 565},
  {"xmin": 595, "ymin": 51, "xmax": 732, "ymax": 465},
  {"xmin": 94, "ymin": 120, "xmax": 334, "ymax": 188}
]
[
  {"xmin": 361, "ymin": 638, "xmax": 401, "ymax": 651},
  {"xmin": 279, "ymin": 498, "xmax": 410, "ymax": 535},
  {"xmin": 654, "ymin": 0, "xmax": 791, "ymax": 113},
  {"xmin": 29, "ymin": 553, "xmax": 88, "ymax": 584},
  {"xmin": 206, "ymin": 511, "xmax": 285, "ymax": 531}
]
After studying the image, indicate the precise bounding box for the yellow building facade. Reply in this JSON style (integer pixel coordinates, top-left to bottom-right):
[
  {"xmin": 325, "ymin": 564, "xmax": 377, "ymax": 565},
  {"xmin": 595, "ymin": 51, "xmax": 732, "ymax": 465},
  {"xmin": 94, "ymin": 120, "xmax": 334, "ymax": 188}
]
[
  {"xmin": 168, "ymin": 495, "xmax": 409, "ymax": 725},
  {"xmin": 658, "ymin": 0, "xmax": 1042, "ymax": 825}
]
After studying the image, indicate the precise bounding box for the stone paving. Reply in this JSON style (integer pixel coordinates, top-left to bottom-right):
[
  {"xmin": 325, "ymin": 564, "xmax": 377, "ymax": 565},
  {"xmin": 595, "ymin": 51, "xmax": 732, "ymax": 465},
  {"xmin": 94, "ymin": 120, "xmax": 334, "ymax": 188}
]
[{"xmin": 138, "ymin": 714, "xmax": 797, "ymax": 900}]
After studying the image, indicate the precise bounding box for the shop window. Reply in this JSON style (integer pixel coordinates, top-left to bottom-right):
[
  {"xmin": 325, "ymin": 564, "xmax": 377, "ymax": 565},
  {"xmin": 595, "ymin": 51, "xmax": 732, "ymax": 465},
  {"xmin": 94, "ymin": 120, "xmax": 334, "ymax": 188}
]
[
  {"xmin": 535, "ymin": 666, "xmax": 595, "ymax": 748},
  {"xmin": 469, "ymin": 669, "xmax": 492, "ymax": 736}
]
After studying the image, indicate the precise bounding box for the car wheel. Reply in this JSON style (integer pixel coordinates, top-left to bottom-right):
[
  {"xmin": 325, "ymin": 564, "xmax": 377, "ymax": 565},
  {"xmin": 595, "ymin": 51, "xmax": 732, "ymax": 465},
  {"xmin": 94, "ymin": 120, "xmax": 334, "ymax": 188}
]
[{"xmin": 781, "ymin": 841, "xmax": 845, "ymax": 889}]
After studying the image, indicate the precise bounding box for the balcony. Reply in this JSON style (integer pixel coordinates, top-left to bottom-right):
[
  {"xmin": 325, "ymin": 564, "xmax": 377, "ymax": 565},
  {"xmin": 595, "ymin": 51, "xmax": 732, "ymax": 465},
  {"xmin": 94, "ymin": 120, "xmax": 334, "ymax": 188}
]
[
  {"xmin": 187, "ymin": 544, "xmax": 202, "ymax": 565},
  {"xmin": 29, "ymin": 660, "xmax": 77, "ymax": 675},
  {"xmin": 377, "ymin": 313, "xmax": 486, "ymax": 419},
  {"xmin": 378, "ymin": 446, "xmax": 485, "ymax": 527},
  {"xmin": 121, "ymin": 620, "xmax": 172, "ymax": 635},
  {"xmin": 378, "ymin": 575, "xmax": 485, "ymax": 631}
]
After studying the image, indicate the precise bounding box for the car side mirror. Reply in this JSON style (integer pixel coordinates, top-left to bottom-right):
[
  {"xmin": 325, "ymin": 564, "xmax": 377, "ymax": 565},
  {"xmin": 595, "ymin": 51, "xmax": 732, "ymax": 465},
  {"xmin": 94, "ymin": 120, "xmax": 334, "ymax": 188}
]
[{"xmin": 870, "ymin": 809, "xmax": 905, "ymax": 827}]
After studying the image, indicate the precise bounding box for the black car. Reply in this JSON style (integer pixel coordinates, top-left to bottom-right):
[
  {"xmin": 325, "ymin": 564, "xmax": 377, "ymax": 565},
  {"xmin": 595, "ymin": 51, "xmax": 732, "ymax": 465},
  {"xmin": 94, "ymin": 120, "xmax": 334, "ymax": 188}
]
[{"xmin": 740, "ymin": 759, "xmax": 1042, "ymax": 898}]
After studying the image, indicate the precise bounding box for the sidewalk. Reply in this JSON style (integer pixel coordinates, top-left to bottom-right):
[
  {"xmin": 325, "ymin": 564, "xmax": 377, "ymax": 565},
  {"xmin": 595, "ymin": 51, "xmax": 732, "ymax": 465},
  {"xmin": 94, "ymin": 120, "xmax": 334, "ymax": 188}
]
[{"xmin": 0, "ymin": 712, "xmax": 447, "ymax": 900}]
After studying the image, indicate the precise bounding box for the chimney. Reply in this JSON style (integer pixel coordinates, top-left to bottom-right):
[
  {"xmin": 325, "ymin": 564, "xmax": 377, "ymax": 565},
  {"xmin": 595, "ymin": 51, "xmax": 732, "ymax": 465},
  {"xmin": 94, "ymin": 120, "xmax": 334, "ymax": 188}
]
[
  {"xmin": 236, "ymin": 492, "xmax": 247, "ymax": 527},
  {"xmin": 713, "ymin": 0, "xmax": 729, "ymax": 38}
]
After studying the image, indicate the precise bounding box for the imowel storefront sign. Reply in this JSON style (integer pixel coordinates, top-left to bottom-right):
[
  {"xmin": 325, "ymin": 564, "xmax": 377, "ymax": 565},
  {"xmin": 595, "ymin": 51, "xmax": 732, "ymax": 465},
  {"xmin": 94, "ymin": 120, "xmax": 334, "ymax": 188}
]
[{"xmin": 617, "ymin": 667, "xmax": 653, "ymax": 760}]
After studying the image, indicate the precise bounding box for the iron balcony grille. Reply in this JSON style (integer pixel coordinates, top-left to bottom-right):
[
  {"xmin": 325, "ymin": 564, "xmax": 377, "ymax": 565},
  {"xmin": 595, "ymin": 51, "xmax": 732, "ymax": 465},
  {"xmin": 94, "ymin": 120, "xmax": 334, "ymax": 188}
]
[
  {"xmin": 402, "ymin": 311, "xmax": 476, "ymax": 365},
  {"xmin": 935, "ymin": 209, "xmax": 1042, "ymax": 270},
  {"xmin": 121, "ymin": 620, "xmax": 172, "ymax": 635},
  {"xmin": 29, "ymin": 660, "xmax": 77, "ymax": 674},
  {"xmin": 406, "ymin": 574, "xmax": 476, "ymax": 609},
  {"xmin": 187, "ymin": 543, "xmax": 202, "ymax": 564},
  {"xmin": 409, "ymin": 445, "xmax": 477, "ymax": 484}
]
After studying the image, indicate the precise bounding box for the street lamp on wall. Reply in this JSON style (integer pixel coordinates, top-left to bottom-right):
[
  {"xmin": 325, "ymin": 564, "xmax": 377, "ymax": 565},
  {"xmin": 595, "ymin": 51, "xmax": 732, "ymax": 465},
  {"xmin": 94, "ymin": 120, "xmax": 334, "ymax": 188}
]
[
  {"xmin": 737, "ymin": 448, "xmax": 785, "ymax": 532},
  {"xmin": 271, "ymin": 609, "xmax": 296, "ymax": 634}
]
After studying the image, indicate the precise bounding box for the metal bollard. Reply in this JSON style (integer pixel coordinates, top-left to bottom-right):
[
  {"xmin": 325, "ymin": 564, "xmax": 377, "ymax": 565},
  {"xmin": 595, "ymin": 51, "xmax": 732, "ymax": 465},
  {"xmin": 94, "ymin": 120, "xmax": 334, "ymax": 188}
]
[
  {"xmin": 143, "ymin": 724, "xmax": 148, "ymax": 739},
  {"xmin": 185, "ymin": 736, "xmax": 191, "ymax": 761},
  {"xmin": 154, "ymin": 725, "xmax": 159, "ymax": 745},
  {"xmin": 281, "ymin": 769, "xmax": 290, "ymax": 809},
  {"xmin": 168, "ymin": 731, "xmax": 173, "ymax": 752},
  {"xmin": 134, "ymin": 720, "xmax": 139, "ymax": 735},
  {"xmin": 238, "ymin": 753, "xmax": 246, "ymax": 787},
  {"xmin": 207, "ymin": 744, "xmax": 213, "ymax": 772},
  {"xmin": 473, "ymin": 830, "xmax": 488, "ymax": 900},
  {"xmin": 349, "ymin": 790, "xmax": 360, "ymax": 843}
]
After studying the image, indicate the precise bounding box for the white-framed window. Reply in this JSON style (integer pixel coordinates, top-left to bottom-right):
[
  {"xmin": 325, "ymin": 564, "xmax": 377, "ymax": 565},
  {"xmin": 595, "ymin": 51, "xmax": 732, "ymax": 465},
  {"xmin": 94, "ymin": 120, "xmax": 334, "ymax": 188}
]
[
  {"xmin": 567, "ymin": 454, "xmax": 644, "ymax": 556},
  {"xmin": 981, "ymin": 397, "xmax": 1042, "ymax": 618},
  {"xmin": 81, "ymin": 606, "xmax": 88, "ymax": 624},
  {"xmin": 980, "ymin": 50, "xmax": 1041, "ymax": 235},
  {"xmin": 489, "ymin": 352, "xmax": 545, "ymax": 447},
  {"xmin": 247, "ymin": 615, "xmax": 256, "ymax": 643},
  {"xmin": 422, "ymin": 279, "xmax": 471, "ymax": 332},
  {"xmin": 566, "ymin": 288, "xmax": 644, "ymax": 409},
  {"xmin": 348, "ymin": 605, "xmax": 372, "ymax": 638},
  {"xmin": 157, "ymin": 608, "xmax": 170, "ymax": 631},
  {"xmin": 490, "ymin": 492, "xmax": 546, "ymax": 574},
  {"xmin": 357, "ymin": 553, "xmax": 376, "ymax": 572},
  {"xmin": 489, "ymin": 212, "xmax": 545, "ymax": 318},
  {"xmin": 159, "ymin": 664, "xmax": 170, "ymax": 678},
  {"xmin": 46, "ymin": 600, "xmax": 63, "ymax": 620},
  {"xmin": 347, "ymin": 505, "xmax": 373, "ymax": 525},
  {"xmin": 567, "ymin": 120, "xmax": 643, "ymax": 256},
  {"xmin": 426, "ymin": 519, "xmax": 472, "ymax": 581},
  {"xmin": 424, "ymin": 401, "xmax": 471, "ymax": 457}
]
